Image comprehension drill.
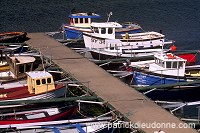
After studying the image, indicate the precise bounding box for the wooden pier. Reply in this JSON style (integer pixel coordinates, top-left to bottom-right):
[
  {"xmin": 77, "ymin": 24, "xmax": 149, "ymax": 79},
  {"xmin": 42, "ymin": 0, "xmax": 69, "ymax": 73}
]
[{"xmin": 26, "ymin": 33, "xmax": 197, "ymax": 133}]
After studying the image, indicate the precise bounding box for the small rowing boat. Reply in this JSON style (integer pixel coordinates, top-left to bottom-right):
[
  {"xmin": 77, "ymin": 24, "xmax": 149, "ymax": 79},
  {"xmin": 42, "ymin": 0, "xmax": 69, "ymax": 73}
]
[{"xmin": 0, "ymin": 32, "xmax": 27, "ymax": 43}]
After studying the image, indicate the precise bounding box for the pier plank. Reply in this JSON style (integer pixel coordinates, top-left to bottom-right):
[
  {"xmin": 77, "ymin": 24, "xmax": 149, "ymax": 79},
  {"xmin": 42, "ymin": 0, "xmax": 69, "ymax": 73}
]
[{"xmin": 26, "ymin": 33, "xmax": 197, "ymax": 133}]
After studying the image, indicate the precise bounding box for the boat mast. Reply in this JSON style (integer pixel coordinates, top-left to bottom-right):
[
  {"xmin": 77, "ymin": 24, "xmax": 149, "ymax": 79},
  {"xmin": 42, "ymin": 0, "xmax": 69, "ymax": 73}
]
[{"xmin": 107, "ymin": 12, "xmax": 113, "ymax": 22}]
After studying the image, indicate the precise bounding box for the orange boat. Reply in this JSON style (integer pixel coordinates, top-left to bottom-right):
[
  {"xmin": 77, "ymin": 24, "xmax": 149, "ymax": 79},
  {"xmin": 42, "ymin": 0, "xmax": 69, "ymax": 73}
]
[{"xmin": 0, "ymin": 32, "xmax": 27, "ymax": 43}]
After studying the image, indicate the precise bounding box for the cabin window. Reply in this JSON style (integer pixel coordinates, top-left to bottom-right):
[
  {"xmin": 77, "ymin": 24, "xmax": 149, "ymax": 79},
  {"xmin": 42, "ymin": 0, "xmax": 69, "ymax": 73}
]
[
  {"xmin": 101, "ymin": 28, "xmax": 106, "ymax": 34},
  {"xmin": 166, "ymin": 62, "xmax": 171, "ymax": 68},
  {"xmin": 75, "ymin": 18, "xmax": 78, "ymax": 23},
  {"xmin": 18, "ymin": 65, "xmax": 25, "ymax": 73},
  {"xmin": 36, "ymin": 79, "xmax": 40, "ymax": 85},
  {"xmin": 80, "ymin": 18, "xmax": 83, "ymax": 23},
  {"xmin": 108, "ymin": 28, "xmax": 113, "ymax": 34},
  {"xmin": 178, "ymin": 61, "xmax": 183, "ymax": 68},
  {"xmin": 172, "ymin": 62, "xmax": 178, "ymax": 68},
  {"xmin": 42, "ymin": 78, "xmax": 46, "ymax": 84},
  {"xmin": 94, "ymin": 27, "xmax": 99, "ymax": 33},
  {"xmin": 70, "ymin": 18, "xmax": 73, "ymax": 24},
  {"xmin": 26, "ymin": 63, "xmax": 32, "ymax": 72},
  {"xmin": 85, "ymin": 18, "xmax": 88, "ymax": 23},
  {"xmin": 47, "ymin": 78, "xmax": 52, "ymax": 83},
  {"xmin": 110, "ymin": 44, "xmax": 114, "ymax": 50}
]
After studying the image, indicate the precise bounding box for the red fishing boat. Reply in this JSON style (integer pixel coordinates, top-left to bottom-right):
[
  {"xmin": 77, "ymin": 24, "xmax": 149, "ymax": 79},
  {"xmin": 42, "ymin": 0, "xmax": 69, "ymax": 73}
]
[
  {"xmin": 0, "ymin": 105, "xmax": 78, "ymax": 125},
  {"xmin": 0, "ymin": 71, "xmax": 67, "ymax": 102}
]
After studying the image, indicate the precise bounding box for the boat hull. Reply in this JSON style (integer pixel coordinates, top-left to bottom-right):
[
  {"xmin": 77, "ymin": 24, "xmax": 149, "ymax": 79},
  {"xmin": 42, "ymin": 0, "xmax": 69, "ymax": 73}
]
[
  {"xmin": 0, "ymin": 84, "xmax": 67, "ymax": 102},
  {"xmin": 0, "ymin": 105, "xmax": 78, "ymax": 125},
  {"xmin": 83, "ymin": 32, "xmax": 170, "ymax": 50},
  {"xmin": 0, "ymin": 32, "xmax": 27, "ymax": 43},
  {"xmin": 133, "ymin": 71, "xmax": 186, "ymax": 86},
  {"xmin": 90, "ymin": 47, "xmax": 165, "ymax": 60},
  {"xmin": 64, "ymin": 25, "xmax": 91, "ymax": 39}
]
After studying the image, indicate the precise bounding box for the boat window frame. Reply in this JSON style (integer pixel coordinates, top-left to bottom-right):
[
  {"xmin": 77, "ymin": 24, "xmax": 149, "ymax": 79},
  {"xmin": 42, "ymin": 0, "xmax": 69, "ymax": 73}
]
[
  {"xmin": 69, "ymin": 18, "xmax": 74, "ymax": 24},
  {"xmin": 47, "ymin": 78, "xmax": 52, "ymax": 84},
  {"xmin": 93, "ymin": 27, "xmax": 99, "ymax": 33},
  {"xmin": 108, "ymin": 28, "xmax": 113, "ymax": 34},
  {"xmin": 110, "ymin": 44, "xmax": 114, "ymax": 50},
  {"xmin": 172, "ymin": 61, "xmax": 178, "ymax": 69},
  {"xmin": 42, "ymin": 78, "xmax": 46, "ymax": 84},
  {"xmin": 178, "ymin": 61, "xmax": 184, "ymax": 68},
  {"xmin": 166, "ymin": 61, "xmax": 171, "ymax": 68},
  {"xmin": 74, "ymin": 18, "xmax": 78, "ymax": 24},
  {"xmin": 101, "ymin": 28, "xmax": 106, "ymax": 34},
  {"xmin": 85, "ymin": 18, "xmax": 88, "ymax": 23},
  {"xmin": 80, "ymin": 18, "xmax": 83, "ymax": 23},
  {"xmin": 26, "ymin": 63, "xmax": 32, "ymax": 72},
  {"xmin": 36, "ymin": 79, "xmax": 41, "ymax": 85},
  {"xmin": 18, "ymin": 64, "xmax": 25, "ymax": 73}
]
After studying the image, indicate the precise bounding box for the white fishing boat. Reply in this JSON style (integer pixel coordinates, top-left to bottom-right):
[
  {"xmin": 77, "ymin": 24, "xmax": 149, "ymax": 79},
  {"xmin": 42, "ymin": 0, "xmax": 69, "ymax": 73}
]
[
  {"xmin": 83, "ymin": 22, "xmax": 173, "ymax": 50},
  {"xmin": 1, "ymin": 116, "xmax": 116, "ymax": 133}
]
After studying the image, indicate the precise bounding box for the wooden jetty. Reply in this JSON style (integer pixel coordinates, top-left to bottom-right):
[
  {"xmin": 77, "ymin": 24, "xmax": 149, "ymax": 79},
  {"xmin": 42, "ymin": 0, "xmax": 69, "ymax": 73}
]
[{"xmin": 26, "ymin": 33, "xmax": 197, "ymax": 133}]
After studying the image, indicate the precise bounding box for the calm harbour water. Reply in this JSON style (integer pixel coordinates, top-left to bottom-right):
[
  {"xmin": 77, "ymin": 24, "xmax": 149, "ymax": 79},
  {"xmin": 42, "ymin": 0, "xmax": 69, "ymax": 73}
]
[
  {"xmin": 1, "ymin": 0, "xmax": 200, "ymax": 118},
  {"xmin": 1, "ymin": 0, "xmax": 200, "ymax": 50}
]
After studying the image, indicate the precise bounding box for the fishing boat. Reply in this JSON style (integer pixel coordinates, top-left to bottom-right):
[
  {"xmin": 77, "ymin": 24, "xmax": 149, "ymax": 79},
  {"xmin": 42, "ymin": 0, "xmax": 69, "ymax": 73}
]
[
  {"xmin": 63, "ymin": 12, "xmax": 142, "ymax": 41},
  {"xmin": 132, "ymin": 52, "xmax": 200, "ymax": 87},
  {"xmin": 0, "ymin": 71, "xmax": 67, "ymax": 102},
  {"xmin": 0, "ymin": 32, "xmax": 27, "ymax": 43},
  {"xmin": 0, "ymin": 116, "xmax": 116, "ymax": 133},
  {"xmin": 63, "ymin": 12, "xmax": 101, "ymax": 40},
  {"xmin": 83, "ymin": 22, "xmax": 172, "ymax": 50},
  {"xmin": 0, "ymin": 105, "xmax": 77, "ymax": 125},
  {"xmin": 0, "ymin": 55, "xmax": 37, "ymax": 83}
]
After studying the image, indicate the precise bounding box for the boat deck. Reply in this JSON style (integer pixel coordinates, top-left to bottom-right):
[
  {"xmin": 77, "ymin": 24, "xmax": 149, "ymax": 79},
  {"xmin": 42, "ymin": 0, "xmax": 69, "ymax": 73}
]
[{"xmin": 26, "ymin": 33, "xmax": 197, "ymax": 133}]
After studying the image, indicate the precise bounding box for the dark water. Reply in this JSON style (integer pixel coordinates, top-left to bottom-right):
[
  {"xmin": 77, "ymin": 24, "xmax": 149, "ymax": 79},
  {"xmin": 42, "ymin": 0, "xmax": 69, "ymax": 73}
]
[
  {"xmin": 1, "ymin": 0, "xmax": 200, "ymax": 50},
  {"xmin": 1, "ymin": 0, "xmax": 200, "ymax": 118}
]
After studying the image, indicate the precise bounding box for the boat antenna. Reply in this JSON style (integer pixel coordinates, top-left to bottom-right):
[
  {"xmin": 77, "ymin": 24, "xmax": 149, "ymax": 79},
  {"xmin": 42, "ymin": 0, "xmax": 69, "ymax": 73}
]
[
  {"xmin": 161, "ymin": 40, "xmax": 164, "ymax": 56},
  {"xmin": 107, "ymin": 12, "xmax": 113, "ymax": 22},
  {"xmin": 39, "ymin": 49, "xmax": 45, "ymax": 71}
]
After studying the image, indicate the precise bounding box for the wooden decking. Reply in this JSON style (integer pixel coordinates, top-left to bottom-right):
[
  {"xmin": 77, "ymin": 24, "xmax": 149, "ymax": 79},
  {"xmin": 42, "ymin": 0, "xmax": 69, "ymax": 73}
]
[{"xmin": 26, "ymin": 33, "xmax": 197, "ymax": 133}]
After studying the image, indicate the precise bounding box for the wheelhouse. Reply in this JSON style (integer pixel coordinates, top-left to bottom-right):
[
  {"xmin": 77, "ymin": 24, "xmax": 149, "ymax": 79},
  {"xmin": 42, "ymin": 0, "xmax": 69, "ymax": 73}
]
[
  {"xmin": 7, "ymin": 56, "xmax": 36, "ymax": 79},
  {"xmin": 149, "ymin": 53, "xmax": 187, "ymax": 76},
  {"xmin": 27, "ymin": 71, "xmax": 55, "ymax": 95},
  {"xmin": 90, "ymin": 22, "xmax": 122, "ymax": 39},
  {"xmin": 69, "ymin": 12, "xmax": 101, "ymax": 28}
]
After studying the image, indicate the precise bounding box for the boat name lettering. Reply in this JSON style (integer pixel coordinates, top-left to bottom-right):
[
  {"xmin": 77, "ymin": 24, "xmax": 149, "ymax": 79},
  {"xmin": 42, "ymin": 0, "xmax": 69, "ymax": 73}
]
[
  {"xmin": 0, "ymin": 93, "xmax": 7, "ymax": 98},
  {"xmin": 91, "ymin": 38, "xmax": 105, "ymax": 44}
]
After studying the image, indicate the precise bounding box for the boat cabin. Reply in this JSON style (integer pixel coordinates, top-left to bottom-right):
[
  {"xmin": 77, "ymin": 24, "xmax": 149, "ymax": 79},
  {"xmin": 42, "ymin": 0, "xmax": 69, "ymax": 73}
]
[
  {"xmin": 149, "ymin": 53, "xmax": 187, "ymax": 76},
  {"xmin": 7, "ymin": 56, "xmax": 36, "ymax": 79},
  {"xmin": 69, "ymin": 12, "xmax": 101, "ymax": 28},
  {"xmin": 27, "ymin": 71, "xmax": 55, "ymax": 94},
  {"xmin": 91, "ymin": 22, "xmax": 122, "ymax": 39}
]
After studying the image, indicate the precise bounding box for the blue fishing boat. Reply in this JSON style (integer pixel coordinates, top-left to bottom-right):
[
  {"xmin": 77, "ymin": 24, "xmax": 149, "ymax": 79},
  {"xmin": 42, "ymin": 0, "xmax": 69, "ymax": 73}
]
[
  {"xmin": 63, "ymin": 12, "xmax": 142, "ymax": 40},
  {"xmin": 132, "ymin": 52, "xmax": 200, "ymax": 87}
]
